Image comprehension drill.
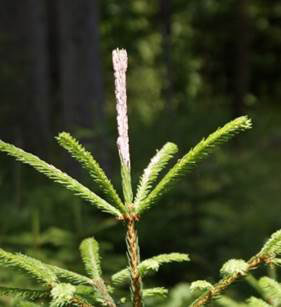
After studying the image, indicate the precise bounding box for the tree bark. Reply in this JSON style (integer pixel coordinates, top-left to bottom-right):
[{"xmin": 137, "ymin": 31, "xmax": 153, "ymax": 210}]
[
  {"xmin": 25, "ymin": 0, "xmax": 51, "ymax": 155},
  {"xmin": 57, "ymin": 0, "xmax": 76, "ymax": 132},
  {"xmin": 57, "ymin": 0, "xmax": 104, "ymax": 134},
  {"xmin": 57, "ymin": 0, "xmax": 107, "ymax": 173}
]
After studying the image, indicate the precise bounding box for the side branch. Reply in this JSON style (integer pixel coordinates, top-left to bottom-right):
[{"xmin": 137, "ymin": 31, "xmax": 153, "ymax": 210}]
[
  {"xmin": 70, "ymin": 296, "xmax": 93, "ymax": 307},
  {"xmin": 95, "ymin": 279, "xmax": 116, "ymax": 307},
  {"xmin": 191, "ymin": 256, "xmax": 268, "ymax": 307}
]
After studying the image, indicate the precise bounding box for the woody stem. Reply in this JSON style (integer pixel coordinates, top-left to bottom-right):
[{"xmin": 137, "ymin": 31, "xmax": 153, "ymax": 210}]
[
  {"xmin": 126, "ymin": 218, "xmax": 143, "ymax": 307},
  {"xmin": 191, "ymin": 256, "xmax": 267, "ymax": 307}
]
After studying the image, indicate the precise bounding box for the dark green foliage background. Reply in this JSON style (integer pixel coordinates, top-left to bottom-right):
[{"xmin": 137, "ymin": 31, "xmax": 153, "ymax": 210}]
[{"xmin": 0, "ymin": 1, "xmax": 280, "ymax": 305}]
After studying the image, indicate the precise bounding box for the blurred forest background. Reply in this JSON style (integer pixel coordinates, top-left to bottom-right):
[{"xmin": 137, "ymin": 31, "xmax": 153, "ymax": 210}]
[{"xmin": 0, "ymin": 0, "xmax": 280, "ymax": 305}]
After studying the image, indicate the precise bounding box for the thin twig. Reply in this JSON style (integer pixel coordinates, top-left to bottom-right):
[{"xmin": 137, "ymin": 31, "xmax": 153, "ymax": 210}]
[
  {"xmin": 71, "ymin": 296, "xmax": 93, "ymax": 307},
  {"xmin": 191, "ymin": 256, "xmax": 269, "ymax": 306},
  {"xmin": 94, "ymin": 279, "xmax": 116, "ymax": 307}
]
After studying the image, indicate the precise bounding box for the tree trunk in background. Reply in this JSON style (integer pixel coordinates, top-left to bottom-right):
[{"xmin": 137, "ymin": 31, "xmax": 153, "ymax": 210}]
[
  {"xmin": 159, "ymin": 0, "xmax": 174, "ymax": 109},
  {"xmin": 57, "ymin": 0, "xmax": 106, "ymax": 172},
  {"xmin": 58, "ymin": 0, "xmax": 104, "ymax": 134},
  {"xmin": 233, "ymin": 0, "xmax": 251, "ymax": 117},
  {"xmin": 78, "ymin": 1, "xmax": 105, "ymax": 133},
  {"xmin": 57, "ymin": 1, "xmax": 76, "ymax": 132},
  {"xmin": 25, "ymin": 0, "xmax": 51, "ymax": 155}
]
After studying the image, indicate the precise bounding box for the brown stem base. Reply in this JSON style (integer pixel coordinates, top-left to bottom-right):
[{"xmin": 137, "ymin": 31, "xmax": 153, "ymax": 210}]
[{"xmin": 126, "ymin": 218, "xmax": 143, "ymax": 307}]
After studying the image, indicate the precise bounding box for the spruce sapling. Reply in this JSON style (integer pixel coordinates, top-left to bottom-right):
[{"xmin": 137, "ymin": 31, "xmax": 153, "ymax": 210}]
[{"xmin": 0, "ymin": 49, "xmax": 279, "ymax": 307}]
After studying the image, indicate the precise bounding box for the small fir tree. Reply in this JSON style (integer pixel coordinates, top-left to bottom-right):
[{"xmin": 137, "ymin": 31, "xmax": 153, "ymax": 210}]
[{"xmin": 0, "ymin": 49, "xmax": 279, "ymax": 307}]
